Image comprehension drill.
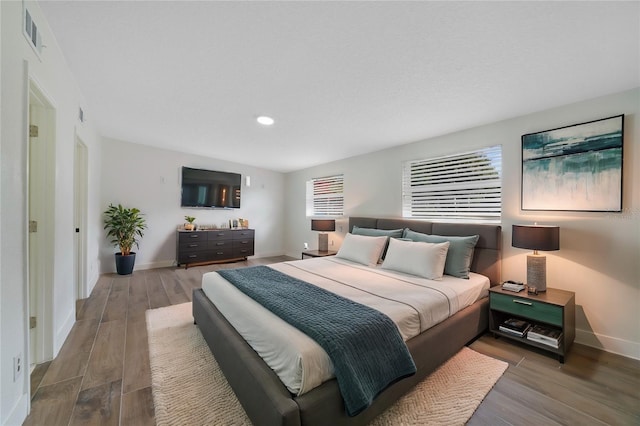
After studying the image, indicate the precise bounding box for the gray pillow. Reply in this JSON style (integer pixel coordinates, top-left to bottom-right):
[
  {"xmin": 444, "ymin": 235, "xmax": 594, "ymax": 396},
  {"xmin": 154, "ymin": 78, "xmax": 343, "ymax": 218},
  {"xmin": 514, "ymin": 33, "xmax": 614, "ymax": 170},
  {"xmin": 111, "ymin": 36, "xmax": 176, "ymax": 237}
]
[
  {"xmin": 402, "ymin": 229, "xmax": 480, "ymax": 279},
  {"xmin": 352, "ymin": 226, "xmax": 404, "ymax": 260},
  {"xmin": 352, "ymin": 226, "xmax": 404, "ymax": 238}
]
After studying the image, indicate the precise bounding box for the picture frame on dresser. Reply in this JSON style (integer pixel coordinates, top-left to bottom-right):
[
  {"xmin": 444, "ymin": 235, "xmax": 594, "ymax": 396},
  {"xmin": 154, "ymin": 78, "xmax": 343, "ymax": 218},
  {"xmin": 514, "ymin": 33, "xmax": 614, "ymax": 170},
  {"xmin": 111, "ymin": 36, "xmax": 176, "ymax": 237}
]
[{"xmin": 521, "ymin": 114, "xmax": 624, "ymax": 212}]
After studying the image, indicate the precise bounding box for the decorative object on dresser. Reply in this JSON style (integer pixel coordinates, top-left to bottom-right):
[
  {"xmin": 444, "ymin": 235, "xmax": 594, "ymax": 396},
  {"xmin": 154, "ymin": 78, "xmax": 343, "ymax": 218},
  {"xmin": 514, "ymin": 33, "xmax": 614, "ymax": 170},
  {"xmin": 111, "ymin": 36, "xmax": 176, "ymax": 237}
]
[
  {"xmin": 103, "ymin": 203, "xmax": 147, "ymax": 275},
  {"xmin": 521, "ymin": 114, "xmax": 624, "ymax": 212},
  {"xmin": 184, "ymin": 215, "xmax": 196, "ymax": 231},
  {"xmin": 512, "ymin": 224, "xmax": 559, "ymax": 292},
  {"xmin": 176, "ymin": 228, "xmax": 254, "ymax": 268},
  {"xmin": 489, "ymin": 286, "xmax": 575, "ymax": 363},
  {"xmin": 311, "ymin": 219, "xmax": 335, "ymax": 252}
]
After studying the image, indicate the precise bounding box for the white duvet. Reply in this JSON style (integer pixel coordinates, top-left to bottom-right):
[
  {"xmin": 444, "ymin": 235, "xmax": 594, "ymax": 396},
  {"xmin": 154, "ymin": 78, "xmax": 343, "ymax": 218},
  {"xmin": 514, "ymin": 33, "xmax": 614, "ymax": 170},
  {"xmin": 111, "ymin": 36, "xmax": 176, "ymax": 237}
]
[{"xmin": 201, "ymin": 257, "xmax": 489, "ymax": 396}]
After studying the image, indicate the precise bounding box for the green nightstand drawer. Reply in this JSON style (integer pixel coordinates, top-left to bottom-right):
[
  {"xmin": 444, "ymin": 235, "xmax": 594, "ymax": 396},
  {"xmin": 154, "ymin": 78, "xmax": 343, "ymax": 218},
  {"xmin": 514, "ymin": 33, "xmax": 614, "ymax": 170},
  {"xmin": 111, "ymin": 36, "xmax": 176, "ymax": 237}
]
[{"xmin": 490, "ymin": 292, "xmax": 562, "ymax": 327}]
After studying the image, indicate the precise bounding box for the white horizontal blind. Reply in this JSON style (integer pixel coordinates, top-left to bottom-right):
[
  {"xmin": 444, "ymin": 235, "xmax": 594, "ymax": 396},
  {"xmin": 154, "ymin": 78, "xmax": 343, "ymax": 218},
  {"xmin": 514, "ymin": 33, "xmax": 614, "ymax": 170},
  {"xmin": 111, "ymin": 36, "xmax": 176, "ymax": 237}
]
[
  {"xmin": 402, "ymin": 145, "xmax": 502, "ymax": 222},
  {"xmin": 306, "ymin": 174, "xmax": 344, "ymax": 217}
]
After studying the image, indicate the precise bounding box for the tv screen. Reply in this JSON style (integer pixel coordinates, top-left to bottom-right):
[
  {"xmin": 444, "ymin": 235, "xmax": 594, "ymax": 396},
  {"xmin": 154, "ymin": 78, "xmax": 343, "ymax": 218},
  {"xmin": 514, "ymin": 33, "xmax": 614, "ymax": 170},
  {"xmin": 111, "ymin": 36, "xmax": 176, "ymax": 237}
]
[{"xmin": 181, "ymin": 167, "xmax": 241, "ymax": 208}]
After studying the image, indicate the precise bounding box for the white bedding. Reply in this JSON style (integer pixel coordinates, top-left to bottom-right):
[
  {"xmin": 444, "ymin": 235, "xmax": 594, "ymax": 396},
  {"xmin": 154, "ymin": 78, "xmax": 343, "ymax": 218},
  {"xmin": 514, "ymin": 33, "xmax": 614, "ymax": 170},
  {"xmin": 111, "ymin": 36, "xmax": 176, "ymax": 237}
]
[{"xmin": 201, "ymin": 257, "xmax": 489, "ymax": 395}]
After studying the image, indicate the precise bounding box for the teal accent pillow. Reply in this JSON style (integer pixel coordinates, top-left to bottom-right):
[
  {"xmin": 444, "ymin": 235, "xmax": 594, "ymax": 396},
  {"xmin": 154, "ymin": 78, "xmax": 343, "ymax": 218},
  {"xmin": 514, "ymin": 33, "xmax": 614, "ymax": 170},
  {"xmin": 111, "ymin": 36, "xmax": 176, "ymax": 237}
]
[
  {"xmin": 402, "ymin": 229, "xmax": 480, "ymax": 279},
  {"xmin": 352, "ymin": 226, "xmax": 404, "ymax": 261}
]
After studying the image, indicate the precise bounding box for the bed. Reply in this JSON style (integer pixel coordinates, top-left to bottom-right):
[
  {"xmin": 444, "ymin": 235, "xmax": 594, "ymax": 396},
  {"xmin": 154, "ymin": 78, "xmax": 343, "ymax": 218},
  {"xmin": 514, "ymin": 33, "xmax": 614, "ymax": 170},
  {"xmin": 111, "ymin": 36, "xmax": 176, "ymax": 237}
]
[{"xmin": 193, "ymin": 217, "xmax": 502, "ymax": 426}]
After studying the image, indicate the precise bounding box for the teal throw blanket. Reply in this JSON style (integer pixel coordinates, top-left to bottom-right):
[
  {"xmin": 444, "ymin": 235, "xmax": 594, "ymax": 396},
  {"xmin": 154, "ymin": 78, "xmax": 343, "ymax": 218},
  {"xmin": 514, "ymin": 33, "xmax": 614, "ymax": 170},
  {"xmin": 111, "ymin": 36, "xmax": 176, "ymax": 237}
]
[{"xmin": 218, "ymin": 265, "xmax": 416, "ymax": 416}]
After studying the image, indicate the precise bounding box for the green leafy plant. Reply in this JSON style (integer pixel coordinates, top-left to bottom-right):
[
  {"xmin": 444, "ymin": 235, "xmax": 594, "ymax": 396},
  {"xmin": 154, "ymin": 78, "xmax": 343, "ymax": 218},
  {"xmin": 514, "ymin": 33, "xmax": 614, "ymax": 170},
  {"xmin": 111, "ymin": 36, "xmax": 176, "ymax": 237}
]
[
  {"xmin": 185, "ymin": 216, "xmax": 196, "ymax": 224},
  {"xmin": 103, "ymin": 204, "xmax": 147, "ymax": 256}
]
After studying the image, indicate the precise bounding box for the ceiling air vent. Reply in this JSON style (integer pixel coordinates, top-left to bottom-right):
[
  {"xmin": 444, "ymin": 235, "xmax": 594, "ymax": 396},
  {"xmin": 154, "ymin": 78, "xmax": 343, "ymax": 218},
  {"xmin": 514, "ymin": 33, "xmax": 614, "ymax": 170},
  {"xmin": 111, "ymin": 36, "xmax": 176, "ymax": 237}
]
[{"xmin": 24, "ymin": 7, "xmax": 43, "ymax": 56}]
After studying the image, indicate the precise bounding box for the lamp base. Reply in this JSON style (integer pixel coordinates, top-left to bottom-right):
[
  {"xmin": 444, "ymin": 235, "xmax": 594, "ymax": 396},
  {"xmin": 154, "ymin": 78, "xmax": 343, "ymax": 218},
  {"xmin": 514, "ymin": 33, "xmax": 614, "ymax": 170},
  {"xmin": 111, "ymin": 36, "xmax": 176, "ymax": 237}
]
[
  {"xmin": 318, "ymin": 233, "xmax": 329, "ymax": 252},
  {"xmin": 526, "ymin": 254, "xmax": 547, "ymax": 292}
]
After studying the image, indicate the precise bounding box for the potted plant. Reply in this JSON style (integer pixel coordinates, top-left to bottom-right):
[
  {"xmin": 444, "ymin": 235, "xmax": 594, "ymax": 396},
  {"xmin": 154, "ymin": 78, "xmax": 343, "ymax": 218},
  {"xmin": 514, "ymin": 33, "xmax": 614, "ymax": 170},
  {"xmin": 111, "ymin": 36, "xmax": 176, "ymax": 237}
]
[
  {"xmin": 104, "ymin": 203, "xmax": 147, "ymax": 275},
  {"xmin": 184, "ymin": 215, "xmax": 196, "ymax": 231}
]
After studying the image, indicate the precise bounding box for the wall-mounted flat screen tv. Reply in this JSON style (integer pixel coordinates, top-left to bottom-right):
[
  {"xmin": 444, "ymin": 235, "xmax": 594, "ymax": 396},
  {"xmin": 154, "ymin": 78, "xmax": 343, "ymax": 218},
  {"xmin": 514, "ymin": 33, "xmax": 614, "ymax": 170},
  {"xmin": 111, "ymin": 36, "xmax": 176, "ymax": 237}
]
[{"xmin": 181, "ymin": 166, "xmax": 241, "ymax": 208}]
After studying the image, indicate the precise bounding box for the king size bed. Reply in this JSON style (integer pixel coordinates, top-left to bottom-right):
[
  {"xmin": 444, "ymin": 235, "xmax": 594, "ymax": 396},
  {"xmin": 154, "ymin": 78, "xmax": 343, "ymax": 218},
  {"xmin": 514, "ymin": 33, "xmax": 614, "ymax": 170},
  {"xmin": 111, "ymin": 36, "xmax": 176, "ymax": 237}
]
[{"xmin": 192, "ymin": 217, "xmax": 502, "ymax": 425}]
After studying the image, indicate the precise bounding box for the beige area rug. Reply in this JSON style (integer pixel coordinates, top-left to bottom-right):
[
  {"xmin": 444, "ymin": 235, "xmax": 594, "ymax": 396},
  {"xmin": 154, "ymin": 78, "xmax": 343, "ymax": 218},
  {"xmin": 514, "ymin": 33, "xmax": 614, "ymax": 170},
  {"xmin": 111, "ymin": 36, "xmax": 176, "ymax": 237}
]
[{"xmin": 147, "ymin": 303, "xmax": 508, "ymax": 426}]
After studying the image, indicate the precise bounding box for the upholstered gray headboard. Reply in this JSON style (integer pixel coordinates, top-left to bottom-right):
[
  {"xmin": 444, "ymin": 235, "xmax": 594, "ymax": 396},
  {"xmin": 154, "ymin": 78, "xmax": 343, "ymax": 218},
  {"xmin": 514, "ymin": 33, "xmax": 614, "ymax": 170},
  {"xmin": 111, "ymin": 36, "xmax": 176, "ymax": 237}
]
[{"xmin": 349, "ymin": 217, "xmax": 502, "ymax": 285}]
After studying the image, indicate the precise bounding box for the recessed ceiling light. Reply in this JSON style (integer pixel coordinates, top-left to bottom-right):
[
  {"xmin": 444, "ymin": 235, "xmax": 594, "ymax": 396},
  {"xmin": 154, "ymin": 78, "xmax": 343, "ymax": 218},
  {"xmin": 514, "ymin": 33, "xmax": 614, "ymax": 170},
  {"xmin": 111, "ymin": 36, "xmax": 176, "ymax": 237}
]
[{"xmin": 257, "ymin": 116, "xmax": 275, "ymax": 126}]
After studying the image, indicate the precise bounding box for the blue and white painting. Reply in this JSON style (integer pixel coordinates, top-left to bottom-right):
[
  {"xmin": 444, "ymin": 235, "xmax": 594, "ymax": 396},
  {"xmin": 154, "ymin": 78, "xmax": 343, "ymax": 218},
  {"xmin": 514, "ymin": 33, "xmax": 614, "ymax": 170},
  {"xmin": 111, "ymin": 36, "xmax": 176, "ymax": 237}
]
[{"xmin": 521, "ymin": 115, "xmax": 623, "ymax": 211}]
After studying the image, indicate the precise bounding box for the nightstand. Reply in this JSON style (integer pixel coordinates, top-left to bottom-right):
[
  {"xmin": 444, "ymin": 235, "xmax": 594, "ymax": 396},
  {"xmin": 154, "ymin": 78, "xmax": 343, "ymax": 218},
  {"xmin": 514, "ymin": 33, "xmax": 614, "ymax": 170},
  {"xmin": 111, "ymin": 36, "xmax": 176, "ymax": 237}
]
[
  {"xmin": 301, "ymin": 250, "xmax": 337, "ymax": 259},
  {"xmin": 489, "ymin": 287, "xmax": 575, "ymax": 363}
]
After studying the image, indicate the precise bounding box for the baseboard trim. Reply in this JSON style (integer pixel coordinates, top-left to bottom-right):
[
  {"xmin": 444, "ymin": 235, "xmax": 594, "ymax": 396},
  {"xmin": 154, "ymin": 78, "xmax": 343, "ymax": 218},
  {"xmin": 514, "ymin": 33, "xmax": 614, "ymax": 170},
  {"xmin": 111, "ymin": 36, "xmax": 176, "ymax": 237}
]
[
  {"xmin": 54, "ymin": 308, "xmax": 76, "ymax": 356},
  {"xmin": 134, "ymin": 259, "xmax": 175, "ymax": 271},
  {"xmin": 576, "ymin": 328, "xmax": 639, "ymax": 360},
  {"xmin": 3, "ymin": 392, "xmax": 28, "ymax": 426}
]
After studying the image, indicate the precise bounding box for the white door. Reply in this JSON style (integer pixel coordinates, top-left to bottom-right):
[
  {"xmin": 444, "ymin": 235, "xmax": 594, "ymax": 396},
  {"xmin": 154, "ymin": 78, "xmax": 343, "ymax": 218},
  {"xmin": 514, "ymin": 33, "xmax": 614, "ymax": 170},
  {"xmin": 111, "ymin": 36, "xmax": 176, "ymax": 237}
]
[
  {"xmin": 28, "ymin": 98, "xmax": 45, "ymax": 367},
  {"xmin": 28, "ymin": 80, "xmax": 55, "ymax": 368},
  {"xmin": 74, "ymin": 138, "xmax": 88, "ymax": 301}
]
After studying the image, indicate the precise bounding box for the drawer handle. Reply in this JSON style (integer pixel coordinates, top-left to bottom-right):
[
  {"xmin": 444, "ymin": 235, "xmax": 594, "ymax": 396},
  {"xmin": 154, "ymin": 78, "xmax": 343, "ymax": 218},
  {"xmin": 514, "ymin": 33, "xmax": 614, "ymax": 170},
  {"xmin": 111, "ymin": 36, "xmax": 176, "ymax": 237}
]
[
  {"xmin": 217, "ymin": 233, "xmax": 225, "ymax": 236},
  {"xmin": 513, "ymin": 300, "xmax": 533, "ymax": 306},
  {"xmin": 188, "ymin": 254, "xmax": 198, "ymax": 258},
  {"xmin": 216, "ymin": 242, "xmax": 224, "ymax": 246},
  {"xmin": 188, "ymin": 244, "xmax": 198, "ymax": 247},
  {"xmin": 190, "ymin": 234, "xmax": 199, "ymax": 238},
  {"xmin": 216, "ymin": 252, "xmax": 224, "ymax": 255}
]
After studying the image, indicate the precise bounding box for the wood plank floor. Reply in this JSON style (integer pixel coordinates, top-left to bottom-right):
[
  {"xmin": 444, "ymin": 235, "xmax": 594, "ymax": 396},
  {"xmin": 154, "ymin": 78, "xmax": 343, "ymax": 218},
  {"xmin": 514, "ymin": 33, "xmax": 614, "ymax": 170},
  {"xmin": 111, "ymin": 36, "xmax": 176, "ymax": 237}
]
[{"xmin": 25, "ymin": 256, "xmax": 640, "ymax": 425}]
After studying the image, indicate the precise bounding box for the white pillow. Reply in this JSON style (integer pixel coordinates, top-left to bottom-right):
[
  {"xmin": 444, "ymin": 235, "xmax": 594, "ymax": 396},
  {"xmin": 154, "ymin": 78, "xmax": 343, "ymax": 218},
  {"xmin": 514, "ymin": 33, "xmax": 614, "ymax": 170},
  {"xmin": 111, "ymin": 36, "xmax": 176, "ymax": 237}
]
[
  {"xmin": 335, "ymin": 233, "xmax": 388, "ymax": 267},
  {"xmin": 381, "ymin": 238, "xmax": 450, "ymax": 280}
]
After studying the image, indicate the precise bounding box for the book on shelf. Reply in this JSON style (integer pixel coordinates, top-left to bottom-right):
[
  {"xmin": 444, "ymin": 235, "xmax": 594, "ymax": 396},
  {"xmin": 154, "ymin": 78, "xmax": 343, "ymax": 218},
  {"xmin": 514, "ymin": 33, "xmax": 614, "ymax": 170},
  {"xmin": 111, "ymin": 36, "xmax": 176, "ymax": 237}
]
[
  {"xmin": 526, "ymin": 333, "xmax": 560, "ymax": 348},
  {"xmin": 526, "ymin": 324, "xmax": 562, "ymax": 347},
  {"xmin": 499, "ymin": 318, "xmax": 531, "ymax": 337}
]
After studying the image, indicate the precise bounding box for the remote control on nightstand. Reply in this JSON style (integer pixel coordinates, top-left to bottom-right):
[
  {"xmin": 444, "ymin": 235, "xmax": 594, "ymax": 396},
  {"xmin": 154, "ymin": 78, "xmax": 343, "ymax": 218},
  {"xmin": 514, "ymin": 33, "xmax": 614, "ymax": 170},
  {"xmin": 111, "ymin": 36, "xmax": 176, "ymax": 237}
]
[{"xmin": 502, "ymin": 281, "xmax": 525, "ymax": 292}]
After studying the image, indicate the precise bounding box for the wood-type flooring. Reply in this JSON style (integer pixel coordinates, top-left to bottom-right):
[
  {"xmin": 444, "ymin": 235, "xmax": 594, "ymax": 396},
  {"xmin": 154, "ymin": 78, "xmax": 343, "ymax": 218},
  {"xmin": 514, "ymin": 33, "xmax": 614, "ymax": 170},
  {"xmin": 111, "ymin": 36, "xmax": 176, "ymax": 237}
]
[{"xmin": 25, "ymin": 256, "xmax": 640, "ymax": 425}]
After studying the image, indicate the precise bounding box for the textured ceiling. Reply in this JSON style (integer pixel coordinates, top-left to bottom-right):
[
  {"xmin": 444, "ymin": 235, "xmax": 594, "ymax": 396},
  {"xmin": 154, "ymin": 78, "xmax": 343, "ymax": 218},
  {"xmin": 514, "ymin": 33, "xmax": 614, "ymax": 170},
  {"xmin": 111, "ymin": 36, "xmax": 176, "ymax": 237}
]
[{"xmin": 39, "ymin": 1, "xmax": 639, "ymax": 172}]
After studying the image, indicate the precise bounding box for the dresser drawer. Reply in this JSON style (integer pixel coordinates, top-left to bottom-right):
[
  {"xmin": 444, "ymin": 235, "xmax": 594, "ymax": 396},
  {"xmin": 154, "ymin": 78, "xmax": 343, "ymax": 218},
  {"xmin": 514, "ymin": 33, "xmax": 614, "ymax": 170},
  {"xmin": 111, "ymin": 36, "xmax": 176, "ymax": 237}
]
[
  {"xmin": 233, "ymin": 240, "xmax": 254, "ymax": 257},
  {"xmin": 178, "ymin": 250, "xmax": 213, "ymax": 264},
  {"xmin": 178, "ymin": 231, "xmax": 208, "ymax": 243},
  {"xmin": 490, "ymin": 292, "xmax": 562, "ymax": 327},
  {"xmin": 233, "ymin": 229, "xmax": 255, "ymax": 240},
  {"xmin": 179, "ymin": 241, "xmax": 207, "ymax": 252},
  {"xmin": 209, "ymin": 231, "xmax": 234, "ymax": 241},
  {"xmin": 208, "ymin": 240, "xmax": 232, "ymax": 250},
  {"xmin": 211, "ymin": 247, "xmax": 234, "ymax": 260}
]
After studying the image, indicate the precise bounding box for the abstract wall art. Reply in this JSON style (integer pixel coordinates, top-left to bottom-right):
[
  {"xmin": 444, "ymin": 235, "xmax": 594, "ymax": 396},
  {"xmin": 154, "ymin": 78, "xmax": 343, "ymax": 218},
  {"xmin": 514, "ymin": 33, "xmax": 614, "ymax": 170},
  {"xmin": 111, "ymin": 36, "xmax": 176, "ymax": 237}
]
[{"xmin": 521, "ymin": 115, "xmax": 623, "ymax": 212}]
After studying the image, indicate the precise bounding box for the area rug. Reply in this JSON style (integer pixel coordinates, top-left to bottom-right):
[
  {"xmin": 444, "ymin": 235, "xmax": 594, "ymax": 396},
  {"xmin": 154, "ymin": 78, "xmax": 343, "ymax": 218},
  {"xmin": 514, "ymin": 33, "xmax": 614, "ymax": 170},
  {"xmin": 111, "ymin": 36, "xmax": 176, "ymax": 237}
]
[{"xmin": 147, "ymin": 303, "xmax": 508, "ymax": 426}]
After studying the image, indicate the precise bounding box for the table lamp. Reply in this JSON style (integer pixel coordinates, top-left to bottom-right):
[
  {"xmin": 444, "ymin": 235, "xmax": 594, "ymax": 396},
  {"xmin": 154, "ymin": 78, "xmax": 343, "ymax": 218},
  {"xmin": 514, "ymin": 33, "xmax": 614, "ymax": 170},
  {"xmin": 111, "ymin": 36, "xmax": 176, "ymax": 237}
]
[
  {"xmin": 311, "ymin": 219, "xmax": 335, "ymax": 252},
  {"xmin": 512, "ymin": 224, "xmax": 560, "ymax": 292}
]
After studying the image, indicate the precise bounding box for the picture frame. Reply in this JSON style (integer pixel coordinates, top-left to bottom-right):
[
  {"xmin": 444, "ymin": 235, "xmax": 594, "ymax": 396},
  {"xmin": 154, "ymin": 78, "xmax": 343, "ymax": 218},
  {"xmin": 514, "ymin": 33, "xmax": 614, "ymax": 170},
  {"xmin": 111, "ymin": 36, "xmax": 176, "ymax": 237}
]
[{"xmin": 521, "ymin": 115, "xmax": 624, "ymax": 212}]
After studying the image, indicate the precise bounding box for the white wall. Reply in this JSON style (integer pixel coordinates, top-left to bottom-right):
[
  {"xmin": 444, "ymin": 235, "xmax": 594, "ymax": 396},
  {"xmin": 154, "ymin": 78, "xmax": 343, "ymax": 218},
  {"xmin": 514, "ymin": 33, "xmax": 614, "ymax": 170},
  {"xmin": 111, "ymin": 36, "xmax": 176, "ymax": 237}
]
[
  {"xmin": 100, "ymin": 138, "xmax": 285, "ymax": 273},
  {"xmin": 0, "ymin": 2, "xmax": 103, "ymax": 424},
  {"xmin": 284, "ymin": 88, "xmax": 640, "ymax": 360}
]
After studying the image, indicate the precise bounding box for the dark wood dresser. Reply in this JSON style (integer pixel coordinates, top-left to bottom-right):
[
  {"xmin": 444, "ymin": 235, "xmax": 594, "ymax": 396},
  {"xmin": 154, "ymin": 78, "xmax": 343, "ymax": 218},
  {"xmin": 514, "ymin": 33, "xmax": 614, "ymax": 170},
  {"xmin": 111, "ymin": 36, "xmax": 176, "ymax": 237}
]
[{"xmin": 176, "ymin": 228, "xmax": 255, "ymax": 268}]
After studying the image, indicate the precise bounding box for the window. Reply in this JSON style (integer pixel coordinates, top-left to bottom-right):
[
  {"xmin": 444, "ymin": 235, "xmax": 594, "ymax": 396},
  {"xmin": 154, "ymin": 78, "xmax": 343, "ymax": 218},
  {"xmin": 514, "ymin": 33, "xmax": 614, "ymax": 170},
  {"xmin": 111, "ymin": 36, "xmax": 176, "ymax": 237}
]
[
  {"xmin": 306, "ymin": 174, "xmax": 344, "ymax": 217},
  {"xmin": 402, "ymin": 145, "xmax": 502, "ymax": 223}
]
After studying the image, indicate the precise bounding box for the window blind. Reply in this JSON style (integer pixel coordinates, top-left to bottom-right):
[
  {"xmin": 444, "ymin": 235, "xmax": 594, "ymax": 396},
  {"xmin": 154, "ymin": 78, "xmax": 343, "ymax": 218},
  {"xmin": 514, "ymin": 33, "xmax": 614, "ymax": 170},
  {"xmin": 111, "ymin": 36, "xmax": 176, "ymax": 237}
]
[
  {"xmin": 306, "ymin": 174, "xmax": 344, "ymax": 217},
  {"xmin": 402, "ymin": 145, "xmax": 502, "ymax": 222}
]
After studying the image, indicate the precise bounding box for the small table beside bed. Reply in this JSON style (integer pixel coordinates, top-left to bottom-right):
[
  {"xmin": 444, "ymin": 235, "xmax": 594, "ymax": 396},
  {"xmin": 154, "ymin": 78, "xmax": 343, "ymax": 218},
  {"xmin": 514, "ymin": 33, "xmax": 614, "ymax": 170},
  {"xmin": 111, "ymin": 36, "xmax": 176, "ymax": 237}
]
[{"xmin": 192, "ymin": 217, "xmax": 502, "ymax": 426}]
